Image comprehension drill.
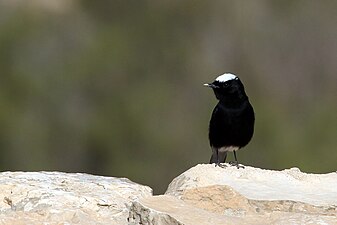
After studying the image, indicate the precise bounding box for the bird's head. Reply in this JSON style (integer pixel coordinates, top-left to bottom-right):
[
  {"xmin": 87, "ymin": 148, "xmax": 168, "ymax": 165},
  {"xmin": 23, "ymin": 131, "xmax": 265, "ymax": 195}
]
[{"xmin": 204, "ymin": 73, "xmax": 247, "ymax": 101}]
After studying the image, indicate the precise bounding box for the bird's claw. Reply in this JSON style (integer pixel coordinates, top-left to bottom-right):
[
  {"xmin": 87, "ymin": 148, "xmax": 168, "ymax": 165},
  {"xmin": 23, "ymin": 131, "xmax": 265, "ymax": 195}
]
[
  {"xmin": 215, "ymin": 163, "xmax": 227, "ymax": 168},
  {"xmin": 229, "ymin": 161, "xmax": 245, "ymax": 169}
]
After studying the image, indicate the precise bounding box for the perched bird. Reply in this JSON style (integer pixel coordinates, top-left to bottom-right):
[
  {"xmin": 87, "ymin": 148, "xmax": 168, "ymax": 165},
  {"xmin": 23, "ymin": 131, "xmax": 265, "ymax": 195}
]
[{"xmin": 204, "ymin": 73, "xmax": 255, "ymax": 168}]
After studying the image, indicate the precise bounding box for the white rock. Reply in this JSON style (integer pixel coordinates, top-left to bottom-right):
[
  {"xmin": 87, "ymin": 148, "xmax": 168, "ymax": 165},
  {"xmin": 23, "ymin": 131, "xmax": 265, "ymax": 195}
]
[
  {"xmin": 129, "ymin": 164, "xmax": 337, "ymax": 225},
  {"xmin": 0, "ymin": 171, "xmax": 152, "ymax": 225},
  {"xmin": 166, "ymin": 164, "xmax": 337, "ymax": 206},
  {"xmin": 1, "ymin": 165, "xmax": 336, "ymax": 225},
  {"xmin": 128, "ymin": 195, "xmax": 245, "ymax": 225},
  {"xmin": 128, "ymin": 193, "xmax": 337, "ymax": 225}
]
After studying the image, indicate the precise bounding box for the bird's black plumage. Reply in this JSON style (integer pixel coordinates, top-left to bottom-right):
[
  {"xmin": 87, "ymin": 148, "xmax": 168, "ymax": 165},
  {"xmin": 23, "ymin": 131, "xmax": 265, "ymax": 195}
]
[{"xmin": 204, "ymin": 73, "xmax": 255, "ymax": 168}]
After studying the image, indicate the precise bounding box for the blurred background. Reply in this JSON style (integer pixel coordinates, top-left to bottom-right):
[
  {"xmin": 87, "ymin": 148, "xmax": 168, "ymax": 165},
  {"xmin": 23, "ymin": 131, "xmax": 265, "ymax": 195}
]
[{"xmin": 0, "ymin": 0, "xmax": 336, "ymax": 194}]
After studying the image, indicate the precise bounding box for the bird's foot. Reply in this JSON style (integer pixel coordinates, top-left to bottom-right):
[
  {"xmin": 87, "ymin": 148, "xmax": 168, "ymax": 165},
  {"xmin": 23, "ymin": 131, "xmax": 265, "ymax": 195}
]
[
  {"xmin": 229, "ymin": 161, "xmax": 245, "ymax": 169},
  {"xmin": 215, "ymin": 163, "xmax": 227, "ymax": 168}
]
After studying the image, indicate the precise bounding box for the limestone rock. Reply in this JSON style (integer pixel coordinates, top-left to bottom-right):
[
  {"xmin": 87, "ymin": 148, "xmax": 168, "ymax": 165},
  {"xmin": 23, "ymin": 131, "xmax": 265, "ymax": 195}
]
[
  {"xmin": 166, "ymin": 164, "xmax": 337, "ymax": 206},
  {"xmin": 0, "ymin": 171, "xmax": 152, "ymax": 225},
  {"xmin": 128, "ymin": 193, "xmax": 337, "ymax": 225},
  {"xmin": 128, "ymin": 195, "xmax": 249, "ymax": 225},
  {"xmin": 1, "ymin": 165, "xmax": 336, "ymax": 224},
  {"xmin": 129, "ymin": 164, "xmax": 337, "ymax": 225}
]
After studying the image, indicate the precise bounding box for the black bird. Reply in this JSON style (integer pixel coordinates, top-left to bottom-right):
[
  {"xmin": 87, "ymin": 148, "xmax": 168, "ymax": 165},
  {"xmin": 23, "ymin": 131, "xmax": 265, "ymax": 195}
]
[{"xmin": 204, "ymin": 73, "xmax": 255, "ymax": 168}]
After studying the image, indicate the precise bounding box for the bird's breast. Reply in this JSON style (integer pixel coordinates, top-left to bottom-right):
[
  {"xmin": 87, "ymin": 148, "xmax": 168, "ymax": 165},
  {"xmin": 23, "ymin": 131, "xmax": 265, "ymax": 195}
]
[{"xmin": 209, "ymin": 100, "xmax": 254, "ymax": 148}]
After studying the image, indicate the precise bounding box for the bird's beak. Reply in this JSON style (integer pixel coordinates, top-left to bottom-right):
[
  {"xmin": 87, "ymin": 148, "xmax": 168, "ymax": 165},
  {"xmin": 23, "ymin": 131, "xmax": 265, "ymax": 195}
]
[{"xmin": 204, "ymin": 83, "xmax": 218, "ymax": 88}]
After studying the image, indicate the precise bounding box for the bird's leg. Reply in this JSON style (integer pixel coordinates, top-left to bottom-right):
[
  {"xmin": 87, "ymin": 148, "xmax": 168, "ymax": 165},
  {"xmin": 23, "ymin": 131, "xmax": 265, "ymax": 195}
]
[
  {"xmin": 210, "ymin": 148, "xmax": 227, "ymax": 168},
  {"xmin": 216, "ymin": 150, "xmax": 227, "ymax": 168},
  {"xmin": 215, "ymin": 150, "xmax": 220, "ymax": 167},
  {"xmin": 229, "ymin": 151, "xmax": 244, "ymax": 169},
  {"xmin": 215, "ymin": 150, "xmax": 222, "ymax": 167},
  {"xmin": 210, "ymin": 147, "xmax": 218, "ymax": 166}
]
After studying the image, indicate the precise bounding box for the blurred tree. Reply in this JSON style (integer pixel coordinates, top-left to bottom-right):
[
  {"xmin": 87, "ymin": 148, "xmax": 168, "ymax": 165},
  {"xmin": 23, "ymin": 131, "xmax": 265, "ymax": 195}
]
[{"xmin": 0, "ymin": 0, "xmax": 336, "ymax": 194}]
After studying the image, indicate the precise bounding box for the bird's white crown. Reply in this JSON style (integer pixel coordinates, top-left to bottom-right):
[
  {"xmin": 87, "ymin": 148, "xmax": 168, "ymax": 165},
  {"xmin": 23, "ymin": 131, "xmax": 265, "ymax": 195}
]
[{"xmin": 215, "ymin": 73, "xmax": 237, "ymax": 82}]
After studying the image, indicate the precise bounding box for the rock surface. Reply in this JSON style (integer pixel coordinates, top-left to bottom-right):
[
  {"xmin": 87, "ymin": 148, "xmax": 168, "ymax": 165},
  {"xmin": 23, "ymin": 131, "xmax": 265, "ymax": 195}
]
[
  {"xmin": 129, "ymin": 164, "xmax": 337, "ymax": 225},
  {"xmin": 1, "ymin": 165, "xmax": 337, "ymax": 225},
  {"xmin": 0, "ymin": 171, "xmax": 152, "ymax": 224},
  {"xmin": 166, "ymin": 164, "xmax": 337, "ymax": 206}
]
